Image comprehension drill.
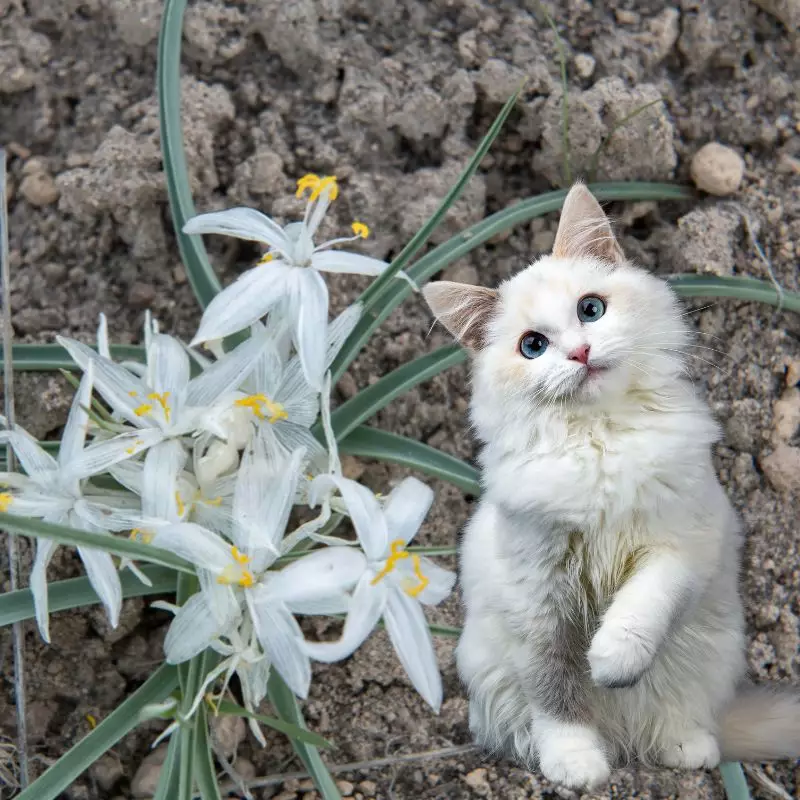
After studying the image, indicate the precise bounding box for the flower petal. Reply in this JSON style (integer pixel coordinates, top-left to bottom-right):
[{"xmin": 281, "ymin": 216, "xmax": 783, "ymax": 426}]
[
  {"xmin": 97, "ymin": 313, "xmax": 111, "ymax": 359},
  {"xmin": 383, "ymin": 477, "xmax": 434, "ymax": 545},
  {"xmin": 309, "ymin": 476, "xmax": 387, "ymax": 561},
  {"xmin": 267, "ymin": 546, "xmax": 366, "ymax": 605},
  {"xmin": 288, "ymin": 269, "xmax": 329, "ymax": 391},
  {"xmin": 325, "ymin": 303, "xmax": 362, "ymax": 369},
  {"xmin": 311, "ymin": 250, "xmax": 389, "ymax": 277},
  {"xmin": 414, "ymin": 556, "xmax": 456, "ymax": 606},
  {"xmin": 384, "ymin": 588, "xmax": 443, "ymax": 712},
  {"xmin": 77, "ymin": 546, "xmax": 122, "ymax": 628},
  {"xmin": 164, "ymin": 592, "xmax": 229, "ymax": 663},
  {"xmin": 142, "ymin": 439, "xmax": 188, "ymax": 521},
  {"xmin": 286, "ymin": 593, "xmax": 351, "ymax": 615},
  {"xmin": 151, "ymin": 522, "xmax": 231, "ymax": 574},
  {"xmin": 30, "ymin": 537, "xmax": 58, "ymax": 642},
  {"xmin": 66, "ymin": 428, "xmax": 165, "ymax": 482},
  {"xmin": 191, "ymin": 264, "xmax": 294, "ymax": 345},
  {"xmin": 303, "ymin": 572, "xmax": 387, "ymax": 663},
  {"xmin": 73, "ymin": 498, "xmax": 144, "ymax": 532},
  {"xmin": 0, "ymin": 427, "xmax": 58, "ymax": 485},
  {"xmin": 183, "ymin": 208, "xmax": 291, "ymax": 257},
  {"xmin": 247, "ymin": 591, "xmax": 311, "ymax": 699},
  {"xmin": 59, "ymin": 362, "xmax": 93, "ymax": 470},
  {"xmin": 147, "ymin": 333, "xmax": 191, "ymax": 396}
]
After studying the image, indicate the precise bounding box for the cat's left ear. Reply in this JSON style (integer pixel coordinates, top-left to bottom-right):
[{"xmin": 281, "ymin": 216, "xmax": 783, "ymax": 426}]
[
  {"xmin": 422, "ymin": 281, "xmax": 499, "ymax": 349},
  {"xmin": 552, "ymin": 183, "xmax": 625, "ymax": 265}
]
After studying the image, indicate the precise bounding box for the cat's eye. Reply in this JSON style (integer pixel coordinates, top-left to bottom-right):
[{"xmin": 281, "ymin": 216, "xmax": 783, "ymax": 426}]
[
  {"xmin": 577, "ymin": 295, "xmax": 606, "ymax": 323},
  {"xmin": 519, "ymin": 331, "xmax": 549, "ymax": 359}
]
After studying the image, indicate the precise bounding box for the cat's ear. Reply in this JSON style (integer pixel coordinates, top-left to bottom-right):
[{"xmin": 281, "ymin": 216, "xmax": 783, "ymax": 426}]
[
  {"xmin": 552, "ymin": 183, "xmax": 625, "ymax": 264},
  {"xmin": 423, "ymin": 281, "xmax": 499, "ymax": 349}
]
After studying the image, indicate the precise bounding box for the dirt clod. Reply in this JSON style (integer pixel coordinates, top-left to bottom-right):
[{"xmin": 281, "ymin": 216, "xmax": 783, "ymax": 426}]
[{"xmin": 690, "ymin": 143, "xmax": 745, "ymax": 196}]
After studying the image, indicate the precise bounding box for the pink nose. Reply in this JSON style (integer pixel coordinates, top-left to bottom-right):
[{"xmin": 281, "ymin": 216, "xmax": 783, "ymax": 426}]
[{"xmin": 568, "ymin": 344, "xmax": 591, "ymax": 365}]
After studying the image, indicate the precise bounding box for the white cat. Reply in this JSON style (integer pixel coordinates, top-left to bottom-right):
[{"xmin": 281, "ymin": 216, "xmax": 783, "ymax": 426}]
[{"xmin": 423, "ymin": 184, "xmax": 800, "ymax": 790}]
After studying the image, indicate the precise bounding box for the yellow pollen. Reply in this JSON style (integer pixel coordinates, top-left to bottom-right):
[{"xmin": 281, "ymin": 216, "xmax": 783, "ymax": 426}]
[
  {"xmin": 309, "ymin": 175, "xmax": 338, "ymax": 202},
  {"xmin": 125, "ymin": 438, "xmax": 145, "ymax": 455},
  {"xmin": 405, "ymin": 554, "xmax": 430, "ymax": 598},
  {"xmin": 86, "ymin": 714, "xmax": 97, "ymax": 729},
  {"xmin": 234, "ymin": 394, "xmax": 288, "ymax": 424},
  {"xmin": 128, "ymin": 390, "xmax": 138, "ymax": 397},
  {"xmin": 0, "ymin": 492, "xmax": 13, "ymax": 512},
  {"xmin": 134, "ymin": 403, "xmax": 153, "ymax": 417},
  {"xmin": 230, "ymin": 546, "xmax": 250, "ymax": 565},
  {"xmin": 147, "ymin": 392, "xmax": 171, "ymax": 423},
  {"xmin": 351, "ymin": 221, "xmax": 370, "ymax": 239},
  {"xmin": 130, "ymin": 528, "xmax": 154, "ymax": 544},
  {"xmin": 295, "ymin": 173, "xmax": 320, "ymax": 197},
  {"xmin": 371, "ymin": 538, "xmax": 410, "ymax": 585},
  {"xmin": 202, "ymin": 495, "xmax": 223, "ymax": 507},
  {"xmin": 258, "ymin": 252, "xmax": 275, "ymax": 264},
  {"xmin": 175, "ymin": 491, "xmax": 186, "ymax": 517}
]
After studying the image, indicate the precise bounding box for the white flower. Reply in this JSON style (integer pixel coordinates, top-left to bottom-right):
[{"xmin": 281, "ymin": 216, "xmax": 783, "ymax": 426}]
[
  {"xmin": 150, "ymin": 441, "xmax": 366, "ymax": 698},
  {"xmin": 303, "ymin": 476, "xmax": 456, "ymax": 711},
  {"xmin": 0, "ymin": 365, "xmax": 155, "ymax": 641},
  {"xmin": 183, "ymin": 174, "xmax": 389, "ymax": 389}
]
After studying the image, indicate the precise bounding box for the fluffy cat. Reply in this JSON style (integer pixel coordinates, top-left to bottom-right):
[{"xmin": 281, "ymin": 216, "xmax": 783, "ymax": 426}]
[{"xmin": 422, "ymin": 184, "xmax": 800, "ymax": 790}]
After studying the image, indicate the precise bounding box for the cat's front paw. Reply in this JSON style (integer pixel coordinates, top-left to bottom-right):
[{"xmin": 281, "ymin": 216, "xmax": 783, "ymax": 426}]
[
  {"xmin": 539, "ymin": 734, "xmax": 611, "ymax": 790},
  {"xmin": 660, "ymin": 729, "xmax": 720, "ymax": 769},
  {"xmin": 588, "ymin": 620, "xmax": 655, "ymax": 688}
]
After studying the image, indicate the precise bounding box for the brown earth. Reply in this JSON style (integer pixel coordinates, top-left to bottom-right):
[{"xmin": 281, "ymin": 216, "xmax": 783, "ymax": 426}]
[{"xmin": 1, "ymin": 0, "xmax": 799, "ymax": 798}]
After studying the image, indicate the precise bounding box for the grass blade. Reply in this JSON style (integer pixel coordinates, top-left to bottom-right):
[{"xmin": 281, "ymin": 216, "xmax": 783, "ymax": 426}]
[
  {"xmin": 338, "ymin": 427, "xmax": 480, "ymax": 495},
  {"xmin": 158, "ymin": 0, "xmax": 222, "ymax": 309},
  {"xmin": 0, "ymin": 565, "xmax": 177, "ymax": 626},
  {"xmin": 668, "ymin": 274, "xmax": 800, "ymax": 312},
  {"xmin": 267, "ymin": 672, "xmax": 341, "ymax": 800},
  {"xmin": 719, "ymin": 762, "xmax": 752, "ymax": 800},
  {"xmin": 0, "ymin": 512, "xmax": 194, "ymax": 574},
  {"xmin": 153, "ymin": 731, "xmax": 182, "ymax": 800},
  {"xmin": 213, "ymin": 699, "xmax": 331, "ymax": 747},
  {"xmin": 3, "ymin": 343, "xmax": 145, "ymax": 372},
  {"xmin": 193, "ymin": 702, "xmax": 222, "ymax": 800},
  {"xmin": 327, "ymin": 345, "xmax": 466, "ymax": 442},
  {"xmin": 16, "ymin": 664, "xmax": 179, "ymax": 800}
]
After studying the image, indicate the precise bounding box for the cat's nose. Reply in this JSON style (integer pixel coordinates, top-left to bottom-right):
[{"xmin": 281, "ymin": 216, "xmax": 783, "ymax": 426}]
[{"xmin": 567, "ymin": 344, "xmax": 591, "ymax": 365}]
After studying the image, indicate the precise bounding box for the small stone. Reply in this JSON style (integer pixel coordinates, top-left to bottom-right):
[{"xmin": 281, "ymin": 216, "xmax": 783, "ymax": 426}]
[
  {"xmin": 464, "ymin": 767, "xmax": 489, "ymax": 793},
  {"xmin": 127, "ymin": 282, "xmax": 157, "ymax": 308},
  {"xmin": 761, "ymin": 444, "xmax": 800, "ymax": 494},
  {"xmin": 42, "ymin": 262, "xmax": 67, "ymax": 282},
  {"xmin": 20, "ymin": 171, "xmax": 59, "ymax": 206},
  {"xmin": 772, "ymin": 391, "xmax": 800, "ymax": 444},
  {"xmin": 690, "ymin": 143, "xmax": 745, "ymax": 196},
  {"xmin": 22, "ymin": 156, "xmax": 49, "ymax": 176},
  {"xmin": 786, "ymin": 360, "xmax": 800, "ymax": 388},
  {"xmin": 573, "ymin": 53, "xmax": 595, "ymax": 78},
  {"xmin": 211, "ymin": 713, "xmax": 246, "ymax": 757},
  {"xmin": 131, "ymin": 745, "xmax": 168, "ymax": 798},
  {"xmin": 441, "ymin": 263, "xmax": 479, "ymax": 285},
  {"xmin": 359, "ymin": 780, "xmax": 377, "ymax": 794},
  {"xmin": 337, "ymin": 372, "xmax": 358, "ymax": 399},
  {"xmin": 341, "ymin": 455, "xmax": 365, "ymax": 481},
  {"xmin": 90, "ymin": 754, "xmax": 123, "ymax": 792},
  {"xmin": 336, "ymin": 780, "xmax": 354, "ymax": 795}
]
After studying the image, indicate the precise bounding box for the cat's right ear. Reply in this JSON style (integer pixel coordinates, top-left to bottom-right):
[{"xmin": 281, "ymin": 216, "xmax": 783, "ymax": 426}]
[{"xmin": 422, "ymin": 281, "xmax": 499, "ymax": 350}]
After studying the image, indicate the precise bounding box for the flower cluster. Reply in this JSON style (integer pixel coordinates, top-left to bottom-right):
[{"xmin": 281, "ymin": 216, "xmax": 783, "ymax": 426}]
[{"xmin": 0, "ymin": 177, "xmax": 455, "ymax": 739}]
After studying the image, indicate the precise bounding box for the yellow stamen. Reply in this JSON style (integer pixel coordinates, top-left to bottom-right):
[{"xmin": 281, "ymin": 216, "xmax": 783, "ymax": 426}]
[
  {"xmin": 130, "ymin": 528, "xmax": 154, "ymax": 544},
  {"xmin": 405, "ymin": 554, "xmax": 430, "ymax": 598},
  {"xmin": 216, "ymin": 546, "xmax": 254, "ymax": 587},
  {"xmin": 351, "ymin": 221, "xmax": 369, "ymax": 239},
  {"xmin": 0, "ymin": 492, "xmax": 13, "ymax": 512},
  {"xmin": 234, "ymin": 394, "xmax": 288, "ymax": 424},
  {"xmin": 134, "ymin": 403, "xmax": 153, "ymax": 417},
  {"xmin": 125, "ymin": 438, "xmax": 145, "ymax": 455},
  {"xmin": 309, "ymin": 175, "xmax": 338, "ymax": 202},
  {"xmin": 201, "ymin": 495, "xmax": 223, "ymax": 507},
  {"xmin": 258, "ymin": 253, "xmax": 274, "ymax": 264},
  {"xmin": 230, "ymin": 546, "xmax": 250, "ymax": 565},
  {"xmin": 295, "ymin": 173, "xmax": 320, "ymax": 198},
  {"xmin": 371, "ymin": 538, "xmax": 410, "ymax": 585},
  {"xmin": 147, "ymin": 392, "xmax": 171, "ymax": 423},
  {"xmin": 175, "ymin": 491, "xmax": 185, "ymax": 517},
  {"xmin": 86, "ymin": 714, "xmax": 97, "ymax": 729}
]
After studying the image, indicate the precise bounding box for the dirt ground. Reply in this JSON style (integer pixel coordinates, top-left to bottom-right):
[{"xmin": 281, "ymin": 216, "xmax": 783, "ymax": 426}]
[{"xmin": 1, "ymin": 0, "xmax": 799, "ymax": 798}]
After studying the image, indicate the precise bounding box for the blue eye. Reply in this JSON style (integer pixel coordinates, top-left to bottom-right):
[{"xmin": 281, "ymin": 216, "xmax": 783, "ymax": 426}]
[
  {"xmin": 519, "ymin": 331, "xmax": 549, "ymax": 359},
  {"xmin": 578, "ymin": 295, "xmax": 606, "ymax": 323}
]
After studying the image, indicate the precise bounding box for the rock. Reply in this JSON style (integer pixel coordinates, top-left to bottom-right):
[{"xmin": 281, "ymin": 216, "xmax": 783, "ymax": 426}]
[
  {"xmin": 389, "ymin": 88, "xmax": 449, "ymax": 142},
  {"xmin": 761, "ymin": 444, "xmax": 800, "ymax": 494},
  {"xmin": 211, "ymin": 713, "xmax": 246, "ymax": 757},
  {"xmin": 20, "ymin": 171, "xmax": 60, "ymax": 206},
  {"xmin": 752, "ymin": 0, "xmax": 800, "ymax": 30},
  {"xmin": 184, "ymin": 2, "xmax": 248, "ymax": 62},
  {"xmin": 441, "ymin": 263, "xmax": 479, "ymax": 285},
  {"xmin": 131, "ymin": 745, "xmax": 168, "ymax": 798},
  {"xmin": 90, "ymin": 754, "xmax": 123, "ymax": 792},
  {"xmin": 252, "ymin": 0, "xmax": 323, "ymax": 76},
  {"xmin": 359, "ymin": 781, "xmax": 377, "ymax": 794},
  {"xmin": 0, "ymin": 47, "xmax": 36, "ymax": 93},
  {"xmin": 786, "ymin": 360, "xmax": 800, "ymax": 388},
  {"xmin": 336, "ymin": 780, "xmax": 355, "ymax": 795},
  {"xmin": 671, "ymin": 205, "xmax": 742, "ymax": 276},
  {"xmin": 475, "ymin": 59, "xmax": 526, "ymax": 104},
  {"xmin": 573, "ymin": 53, "xmax": 596, "ymax": 78},
  {"xmin": 771, "ymin": 391, "xmax": 800, "ymax": 444},
  {"xmin": 690, "ymin": 143, "xmax": 745, "ymax": 196},
  {"xmin": 464, "ymin": 767, "xmax": 490, "ymax": 794},
  {"xmin": 340, "ymin": 455, "xmax": 365, "ymax": 481},
  {"xmin": 127, "ymin": 282, "xmax": 157, "ymax": 309},
  {"xmin": 108, "ymin": 0, "xmax": 162, "ymax": 47}
]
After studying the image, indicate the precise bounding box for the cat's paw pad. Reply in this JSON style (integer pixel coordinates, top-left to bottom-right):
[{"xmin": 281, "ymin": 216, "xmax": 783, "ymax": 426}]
[
  {"xmin": 660, "ymin": 730, "xmax": 720, "ymax": 769},
  {"xmin": 588, "ymin": 621, "xmax": 655, "ymax": 688},
  {"xmin": 539, "ymin": 738, "xmax": 611, "ymax": 790}
]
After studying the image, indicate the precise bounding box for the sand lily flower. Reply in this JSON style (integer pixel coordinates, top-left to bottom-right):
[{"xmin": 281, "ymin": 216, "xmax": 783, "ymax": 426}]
[
  {"xmin": 150, "ymin": 442, "xmax": 366, "ymax": 698},
  {"xmin": 0, "ymin": 366, "xmax": 155, "ymax": 641},
  {"xmin": 183, "ymin": 174, "xmax": 389, "ymax": 389},
  {"xmin": 303, "ymin": 476, "xmax": 456, "ymax": 711}
]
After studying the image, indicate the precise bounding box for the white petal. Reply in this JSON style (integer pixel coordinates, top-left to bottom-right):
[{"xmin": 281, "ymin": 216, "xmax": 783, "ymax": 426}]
[
  {"xmin": 384, "ymin": 589, "xmax": 443, "ymax": 712},
  {"xmin": 78, "ymin": 546, "xmax": 122, "ymax": 628},
  {"xmin": 309, "ymin": 476, "xmax": 387, "ymax": 561},
  {"xmin": 251, "ymin": 337, "xmax": 284, "ymax": 398},
  {"xmin": 325, "ymin": 303, "xmax": 362, "ymax": 369},
  {"xmin": 97, "ymin": 313, "xmax": 111, "ymax": 359},
  {"xmin": 239, "ymin": 657, "xmax": 271, "ymax": 711},
  {"xmin": 288, "ymin": 269, "xmax": 329, "ymax": 391},
  {"xmin": 107, "ymin": 459, "xmax": 144, "ymax": 495},
  {"xmin": 59, "ymin": 362, "xmax": 93, "ymax": 469},
  {"xmin": 312, "ymin": 250, "xmax": 389, "ymax": 277},
  {"xmin": 30, "ymin": 537, "xmax": 58, "ymax": 643},
  {"xmin": 164, "ymin": 592, "xmax": 225, "ymax": 663},
  {"xmin": 183, "ymin": 208, "xmax": 291, "ymax": 257},
  {"xmin": 191, "ymin": 264, "xmax": 294, "ymax": 345},
  {"xmin": 247, "ymin": 592, "xmax": 311, "ymax": 699},
  {"xmin": 0, "ymin": 428, "xmax": 57, "ymax": 484},
  {"xmin": 272, "ymin": 422, "xmax": 325, "ymax": 466},
  {"xmin": 147, "ymin": 333, "xmax": 191, "ymax": 396},
  {"xmin": 151, "ymin": 522, "xmax": 231, "ymax": 574},
  {"xmin": 73, "ymin": 498, "xmax": 144, "ymax": 532},
  {"xmin": 287, "ymin": 593, "xmax": 351, "ymax": 615},
  {"xmin": 65, "ymin": 428, "xmax": 164, "ymax": 481},
  {"xmin": 303, "ymin": 573, "xmax": 387, "ymax": 663},
  {"xmin": 56, "ymin": 336, "xmax": 148, "ymax": 426},
  {"xmin": 414, "ymin": 557, "xmax": 456, "ymax": 606},
  {"xmin": 267, "ymin": 547, "xmax": 366, "ymax": 605},
  {"xmin": 383, "ymin": 477, "xmax": 434, "ymax": 545},
  {"xmin": 197, "ymin": 569, "xmax": 241, "ymax": 626},
  {"xmin": 142, "ymin": 439, "xmax": 188, "ymax": 521}
]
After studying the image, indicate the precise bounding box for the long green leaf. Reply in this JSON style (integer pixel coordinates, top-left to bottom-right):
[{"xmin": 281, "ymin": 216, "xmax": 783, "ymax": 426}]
[
  {"xmin": 719, "ymin": 762, "xmax": 752, "ymax": 800},
  {"xmin": 3, "ymin": 343, "xmax": 145, "ymax": 372},
  {"xmin": 16, "ymin": 664, "xmax": 179, "ymax": 800},
  {"xmin": 193, "ymin": 702, "xmax": 221, "ymax": 800},
  {"xmin": 153, "ymin": 731, "xmax": 182, "ymax": 800},
  {"xmin": 0, "ymin": 512, "xmax": 194, "ymax": 574},
  {"xmin": 338, "ymin": 427, "xmax": 480, "ymax": 495},
  {"xmin": 267, "ymin": 672, "xmax": 341, "ymax": 800},
  {"xmin": 668, "ymin": 274, "xmax": 800, "ymax": 312},
  {"xmin": 158, "ymin": 0, "xmax": 221, "ymax": 309},
  {"xmin": 0, "ymin": 565, "xmax": 177, "ymax": 627},
  {"xmin": 331, "ymin": 183, "xmax": 693, "ymax": 382},
  {"xmin": 213, "ymin": 699, "xmax": 330, "ymax": 747},
  {"xmin": 328, "ymin": 345, "xmax": 466, "ymax": 441}
]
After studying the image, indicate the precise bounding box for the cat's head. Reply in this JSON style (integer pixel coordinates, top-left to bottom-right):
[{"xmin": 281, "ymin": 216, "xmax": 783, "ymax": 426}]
[{"xmin": 423, "ymin": 184, "xmax": 690, "ymax": 411}]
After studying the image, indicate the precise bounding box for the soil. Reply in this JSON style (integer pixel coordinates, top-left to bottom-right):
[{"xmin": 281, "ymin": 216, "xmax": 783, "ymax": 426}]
[{"xmin": 1, "ymin": 0, "xmax": 799, "ymax": 798}]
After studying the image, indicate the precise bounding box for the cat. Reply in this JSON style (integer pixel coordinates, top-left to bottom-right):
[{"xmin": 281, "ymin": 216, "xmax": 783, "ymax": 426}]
[{"xmin": 422, "ymin": 183, "xmax": 800, "ymax": 790}]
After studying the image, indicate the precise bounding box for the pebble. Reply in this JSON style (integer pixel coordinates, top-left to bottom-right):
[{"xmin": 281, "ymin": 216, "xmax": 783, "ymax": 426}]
[
  {"xmin": 336, "ymin": 780, "xmax": 355, "ymax": 795},
  {"xmin": 771, "ymin": 391, "xmax": 800, "ymax": 444},
  {"xmin": 130, "ymin": 745, "xmax": 168, "ymax": 798},
  {"xmin": 573, "ymin": 53, "xmax": 596, "ymax": 78},
  {"xmin": 89, "ymin": 754, "xmax": 123, "ymax": 792},
  {"xmin": 359, "ymin": 780, "xmax": 377, "ymax": 794},
  {"xmin": 464, "ymin": 767, "xmax": 489, "ymax": 789},
  {"xmin": 20, "ymin": 171, "xmax": 60, "ymax": 206},
  {"xmin": 441, "ymin": 263, "xmax": 479, "ymax": 285},
  {"xmin": 761, "ymin": 444, "xmax": 800, "ymax": 494},
  {"xmin": 690, "ymin": 143, "xmax": 745, "ymax": 196},
  {"xmin": 341, "ymin": 454, "xmax": 365, "ymax": 480},
  {"xmin": 127, "ymin": 281, "xmax": 157, "ymax": 308},
  {"xmin": 210, "ymin": 713, "xmax": 246, "ymax": 757}
]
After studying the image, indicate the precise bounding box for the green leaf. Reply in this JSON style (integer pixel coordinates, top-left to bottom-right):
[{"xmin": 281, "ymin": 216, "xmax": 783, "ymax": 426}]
[
  {"xmin": 212, "ymin": 699, "xmax": 331, "ymax": 748},
  {"xmin": 338, "ymin": 427, "xmax": 480, "ymax": 495},
  {"xmin": 193, "ymin": 702, "xmax": 222, "ymax": 800},
  {"xmin": 327, "ymin": 345, "xmax": 466, "ymax": 442},
  {"xmin": 16, "ymin": 664, "xmax": 179, "ymax": 800},
  {"xmin": 158, "ymin": 0, "xmax": 222, "ymax": 309},
  {"xmin": 267, "ymin": 672, "xmax": 341, "ymax": 800},
  {"xmin": 668, "ymin": 274, "xmax": 800, "ymax": 313},
  {"xmin": 0, "ymin": 512, "xmax": 194, "ymax": 574},
  {"xmin": 428, "ymin": 622, "xmax": 461, "ymax": 637},
  {"xmin": 331, "ymin": 183, "xmax": 693, "ymax": 383},
  {"xmin": 3, "ymin": 343, "xmax": 145, "ymax": 372},
  {"xmin": 153, "ymin": 732, "xmax": 182, "ymax": 800},
  {"xmin": 0, "ymin": 565, "xmax": 177, "ymax": 627},
  {"xmin": 719, "ymin": 762, "xmax": 752, "ymax": 800}
]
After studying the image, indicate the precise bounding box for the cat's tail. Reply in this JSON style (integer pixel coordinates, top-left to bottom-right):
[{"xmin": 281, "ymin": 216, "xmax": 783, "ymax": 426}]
[{"xmin": 720, "ymin": 685, "xmax": 800, "ymax": 761}]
